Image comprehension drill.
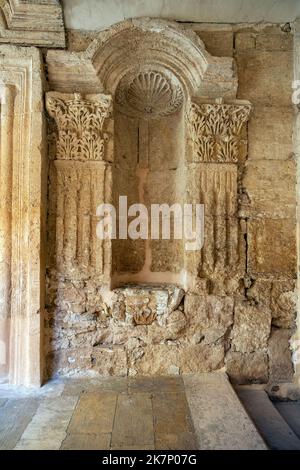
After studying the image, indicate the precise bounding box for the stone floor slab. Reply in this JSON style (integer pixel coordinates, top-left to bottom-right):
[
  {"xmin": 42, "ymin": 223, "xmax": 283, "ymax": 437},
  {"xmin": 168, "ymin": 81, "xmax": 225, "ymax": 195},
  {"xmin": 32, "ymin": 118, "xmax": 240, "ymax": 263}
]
[
  {"xmin": 0, "ymin": 398, "xmax": 40, "ymax": 450},
  {"xmin": 63, "ymin": 377, "xmax": 127, "ymax": 395},
  {"xmin": 155, "ymin": 432, "xmax": 198, "ymax": 450},
  {"xmin": 111, "ymin": 393, "xmax": 154, "ymax": 448},
  {"xmin": 184, "ymin": 373, "xmax": 267, "ymax": 450},
  {"xmin": 15, "ymin": 438, "xmax": 62, "ymax": 450},
  {"xmin": 61, "ymin": 432, "xmax": 111, "ymax": 450},
  {"xmin": 16, "ymin": 396, "xmax": 78, "ymax": 447},
  {"xmin": 68, "ymin": 392, "xmax": 117, "ymax": 434},
  {"xmin": 152, "ymin": 376, "xmax": 184, "ymax": 393},
  {"xmin": 153, "ymin": 391, "xmax": 194, "ymax": 435}
]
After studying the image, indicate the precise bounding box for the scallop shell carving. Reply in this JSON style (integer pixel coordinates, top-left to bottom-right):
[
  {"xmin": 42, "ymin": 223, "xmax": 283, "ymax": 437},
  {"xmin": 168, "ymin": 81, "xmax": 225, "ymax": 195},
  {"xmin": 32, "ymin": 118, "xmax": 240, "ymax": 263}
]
[{"xmin": 116, "ymin": 71, "xmax": 183, "ymax": 118}]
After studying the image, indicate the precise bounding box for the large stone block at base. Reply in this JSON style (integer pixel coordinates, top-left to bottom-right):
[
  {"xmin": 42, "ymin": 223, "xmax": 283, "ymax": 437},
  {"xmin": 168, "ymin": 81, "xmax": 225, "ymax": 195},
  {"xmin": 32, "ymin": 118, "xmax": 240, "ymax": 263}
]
[
  {"xmin": 128, "ymin": 343, "xmax": 225, "ymax": 376},
  {"xmin": 184, "ymin": 293, "xmax": 233, "ymax": 345},
  {"xmin": 226, "ymin": 351, "xmax": 269, "ymax": 384},
  {"xmin": 246, "ymin": 279, "xmax": 296, "ymax": 328},
  {"xmin": 268, "ymin": 328, "xmax": 294, "ymax": 384},
  {"xmin": 46, "ymin": 346, "xmax": 128, "ymax": 377},
  {"xmin": 230, "ymin": 301, "xmax": 271, "ymax": 353}
]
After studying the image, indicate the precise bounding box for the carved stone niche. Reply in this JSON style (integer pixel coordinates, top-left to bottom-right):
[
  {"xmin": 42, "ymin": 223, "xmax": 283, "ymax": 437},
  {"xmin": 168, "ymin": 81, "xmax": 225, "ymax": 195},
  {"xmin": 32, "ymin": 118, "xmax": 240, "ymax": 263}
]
[{"xmin": 44, "ymin": 19, "xmax": 252, "ymax": 379}]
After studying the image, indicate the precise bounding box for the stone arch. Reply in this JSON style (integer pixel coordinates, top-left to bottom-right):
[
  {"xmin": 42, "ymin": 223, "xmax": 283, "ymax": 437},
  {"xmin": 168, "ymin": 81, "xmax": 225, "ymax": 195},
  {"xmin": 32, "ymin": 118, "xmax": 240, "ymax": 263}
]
[{"xmin": 79, "ymin": 18, "xmax": 238, "ymax": 103}]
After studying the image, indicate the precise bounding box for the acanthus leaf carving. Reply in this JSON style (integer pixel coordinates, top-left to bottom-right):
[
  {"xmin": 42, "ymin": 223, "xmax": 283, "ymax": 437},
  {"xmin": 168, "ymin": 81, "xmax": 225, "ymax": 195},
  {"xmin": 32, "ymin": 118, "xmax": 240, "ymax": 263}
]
[
  {"xmin": 46, "ymin": 92, "xmax": 113, "ymax": 162},
  {"xmin": 186, "ymin": 102, "xmax": 251, "ymax": 163}
]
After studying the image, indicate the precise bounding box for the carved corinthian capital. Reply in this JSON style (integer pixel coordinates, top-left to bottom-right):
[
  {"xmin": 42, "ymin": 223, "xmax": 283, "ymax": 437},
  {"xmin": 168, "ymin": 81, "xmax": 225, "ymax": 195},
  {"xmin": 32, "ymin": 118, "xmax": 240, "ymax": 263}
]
[
  {"xmin": 46, "ymin": 92, "xmax": 113, "ymax": 162},
  {"xmin": 186, "ymin": 101, "xmax": 251, "ymax": 163}
]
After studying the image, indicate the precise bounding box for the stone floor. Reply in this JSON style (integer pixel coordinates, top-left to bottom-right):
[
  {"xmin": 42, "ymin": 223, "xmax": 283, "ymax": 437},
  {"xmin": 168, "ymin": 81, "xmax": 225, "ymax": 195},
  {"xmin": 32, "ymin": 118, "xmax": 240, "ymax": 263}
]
[{"xmin": 0, "ymin": 373, "xmax": 270, "ymax": 450}]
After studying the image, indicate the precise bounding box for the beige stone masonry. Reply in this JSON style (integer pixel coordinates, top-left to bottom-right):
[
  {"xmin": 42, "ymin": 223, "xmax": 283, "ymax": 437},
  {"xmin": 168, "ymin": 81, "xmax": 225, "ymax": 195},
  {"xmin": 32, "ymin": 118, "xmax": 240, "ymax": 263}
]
[
  {"xmin": 0, "ymin": 45, "xmax": 46, "ymax": 386},
  {"xmin": 0, "ymin": 0, "xmax": 65, "ymax": 47}
]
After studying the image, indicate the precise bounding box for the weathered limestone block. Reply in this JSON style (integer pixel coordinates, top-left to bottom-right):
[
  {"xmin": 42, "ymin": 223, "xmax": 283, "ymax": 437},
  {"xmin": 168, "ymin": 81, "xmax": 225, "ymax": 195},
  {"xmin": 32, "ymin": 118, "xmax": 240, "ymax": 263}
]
[
  {"xmin": 268, "ymin": 328, "xmax": 294, "ymax": 383},
  {"xmin": 248, "ymin": 106, "xmax": 294, "ymax": 160},
  {"xmin": 236, "ymin": 50, "xmax": 293, "ymax": 105},
  {"xmin": 165, "ymin": 310, "xmax": 187, "ymax": 340},
  {"xmin": 148, "ymin": 114, "xmax": 185, "ymax": 171},
  {"xmin": 129, "ymin": 343, "xmax": 224, "ymax": 375},
  {"xmin": 184, "ymin": 293, "xmax": 233, "ymax": 344},
  {"xmin": 66, "ymin": 30, "xmax": 97, "ymax": 53},
  {"xmin": 247, "ymin": 219, "xmax": 296, "ymax": 277},
  {"xmin": 255, "ymin": 32, "xmax": 293, "ymax": 51},
  {"xmin": 241, "ymin": 160, "xmax": 296, "ymax": 218},
  {"xmin": 235, "ymin": 32, "xmax": 256, "ymax": 50},
  {"xmin": 270, "ymin": 281, "xmax": 297, "ymax": 328},
  {"xmin": 179, "ymin": 344, "xmax": 225, "ymax": 373},
  {"xmin": 90, "ymin": 346, "xmax": 127, "ymax": 376},
  {"xmin": 235, "ymin": 26, "xmax": 293, "ymax": 52},
  {"xmin": 112, "ymin": 238, "xmax": 145, "ymax": 273},
  {"xmin": 195, "ymin": 29, "xmax": 233, "ymax": 57},
  {"xmin": 246, "ymin": 279, "xmax": 296, "ymax": 328},
  {"xmin": 127, "ymin": 344, "xmax": 179, "ymax": 375},
  {"xmin": 226, "ymin": 351, "xmax": 269, "ymax": 384},
  {"xmin": 231, "ymin": 301, "xmax": 271, "ymax": 353},
  {"xmin": 47, "ymin": 345, "xmax": 127, "ymax": 377},
  {"xmin": 150, "ymin": 239, "xmax": 183, "ymax": 272},
  {"xmin": 144, "ymin": 169, "xmax": 184, "ymax": 206},
  {"xmin": 112, "ymin": 324, "xmax": 147, "ymax": 346}
]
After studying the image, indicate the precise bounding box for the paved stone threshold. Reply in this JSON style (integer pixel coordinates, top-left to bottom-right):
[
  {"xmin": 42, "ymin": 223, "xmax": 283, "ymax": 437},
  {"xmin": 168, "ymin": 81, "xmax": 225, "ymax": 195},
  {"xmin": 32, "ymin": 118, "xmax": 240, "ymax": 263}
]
[{"xmin": 0, "ymin": 373, "xmax": 266, "ymax": 450}]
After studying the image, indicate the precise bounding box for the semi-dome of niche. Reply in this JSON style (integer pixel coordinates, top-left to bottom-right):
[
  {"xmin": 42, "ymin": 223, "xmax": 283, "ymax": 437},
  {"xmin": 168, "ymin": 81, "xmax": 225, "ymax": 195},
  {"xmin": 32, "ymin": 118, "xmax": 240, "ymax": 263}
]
[{"xmin": 115, "ymin": 69, "xmax": 184, "ymax": 119}]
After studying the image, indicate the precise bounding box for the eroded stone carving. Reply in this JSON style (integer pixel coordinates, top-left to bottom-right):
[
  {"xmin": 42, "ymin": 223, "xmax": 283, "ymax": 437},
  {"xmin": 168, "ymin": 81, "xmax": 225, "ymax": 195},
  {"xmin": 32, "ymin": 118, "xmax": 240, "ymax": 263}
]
[
  {"xmin": 115, "ymin": 70, "xmax": 184, "ymax": 118},
  {"xmin": 52, "ymin": 161, "xmax": 109, "ymax": 277},
  {"xmin": 46, "ymin": 92, "xmax": 112, "ymax": 161},
  {"xmin": 187, "ymin": 101, "xmax": 251, "ymax": 162},
  {"xmin": 112, "ymin": 285, "xmax": 184, "ymax": 326}
]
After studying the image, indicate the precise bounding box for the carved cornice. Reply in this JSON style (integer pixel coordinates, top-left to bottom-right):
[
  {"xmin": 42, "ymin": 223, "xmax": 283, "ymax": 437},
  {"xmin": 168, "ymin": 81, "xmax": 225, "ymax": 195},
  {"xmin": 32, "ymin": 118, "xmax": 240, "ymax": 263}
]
[
  {"xmin": 186, "ymin": 101, "xmax": 251, "ymax": 163},
  {"xmin": 46, "ymin": 92, "xmax": 113, "ymax": 162},
  {"xmin": 0, "ymin": 0, "xmax": 65, "ymax": 47}
]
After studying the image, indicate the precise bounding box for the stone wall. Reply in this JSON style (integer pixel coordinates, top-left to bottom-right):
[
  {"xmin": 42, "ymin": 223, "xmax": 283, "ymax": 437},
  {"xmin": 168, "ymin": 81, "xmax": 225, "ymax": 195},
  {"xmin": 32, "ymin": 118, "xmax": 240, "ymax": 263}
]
[{"xmin": 42, "ymin": 21, "xmax": 297, "ymax": 384}]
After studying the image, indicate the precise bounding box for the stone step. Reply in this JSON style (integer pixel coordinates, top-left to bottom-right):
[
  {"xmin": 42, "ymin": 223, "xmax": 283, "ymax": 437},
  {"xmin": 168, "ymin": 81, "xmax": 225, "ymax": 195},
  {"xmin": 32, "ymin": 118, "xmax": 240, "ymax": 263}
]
[
  {"xmin": 183, "ymin": 373, "xmax": 267, "ymax": 450},
  {"xmin": 236, "ymin": 387, "xmax": 300, "ymax": 450},
  {"xmin": 275, "ymin": 402, "xmax": 300, "ymax": 440}
]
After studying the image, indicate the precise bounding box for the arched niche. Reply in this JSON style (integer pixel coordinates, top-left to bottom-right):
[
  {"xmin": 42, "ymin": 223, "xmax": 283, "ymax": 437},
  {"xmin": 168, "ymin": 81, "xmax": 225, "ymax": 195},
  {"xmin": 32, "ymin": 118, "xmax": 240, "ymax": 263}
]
[
  {"xmin": 86, "ymin": 18, "xmax": 241, "ymax": 288},
  {"xmin": 45, "ymin": 18, "xmax": 252, "ymax": 378}
]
